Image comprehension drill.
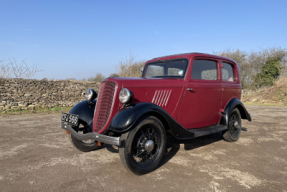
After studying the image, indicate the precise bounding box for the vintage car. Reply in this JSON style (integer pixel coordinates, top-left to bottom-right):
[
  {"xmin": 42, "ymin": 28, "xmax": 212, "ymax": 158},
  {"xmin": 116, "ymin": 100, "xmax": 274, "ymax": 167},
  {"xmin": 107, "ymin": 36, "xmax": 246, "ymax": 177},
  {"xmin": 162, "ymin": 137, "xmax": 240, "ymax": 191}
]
[{"xmin": 61, "ymin": 52, "xmax": 252, "ymax": 175}]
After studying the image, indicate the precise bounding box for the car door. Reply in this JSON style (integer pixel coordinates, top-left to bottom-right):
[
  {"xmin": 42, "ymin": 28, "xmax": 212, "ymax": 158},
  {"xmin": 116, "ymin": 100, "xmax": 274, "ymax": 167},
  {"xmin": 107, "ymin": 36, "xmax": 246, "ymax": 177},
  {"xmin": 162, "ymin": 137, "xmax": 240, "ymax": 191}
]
[{"xmin": 176, "ymin": 58, "xmax": 222, "ymax": 129}]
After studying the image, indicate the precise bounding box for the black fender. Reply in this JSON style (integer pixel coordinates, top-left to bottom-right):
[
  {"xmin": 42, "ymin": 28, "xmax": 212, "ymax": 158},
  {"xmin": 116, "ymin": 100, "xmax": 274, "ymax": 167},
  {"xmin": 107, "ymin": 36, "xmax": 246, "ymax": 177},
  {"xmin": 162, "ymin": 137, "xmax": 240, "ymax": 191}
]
[
  {"xmin": 109, "ymin": 103, "xmax": 195, "ymax": 139},
  {"xmin": 69, "ymin": 100, "xmax": 97, "ymax": 132},
  {"xmin": 220, "ymin": 98, "xmax": 252, "ymax": 126}
]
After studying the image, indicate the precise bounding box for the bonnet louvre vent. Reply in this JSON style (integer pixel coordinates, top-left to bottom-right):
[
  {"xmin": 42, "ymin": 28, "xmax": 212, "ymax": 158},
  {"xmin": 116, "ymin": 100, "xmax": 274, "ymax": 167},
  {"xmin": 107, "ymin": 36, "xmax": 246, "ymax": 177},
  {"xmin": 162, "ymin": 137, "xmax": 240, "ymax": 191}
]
[{"xmin": 151, "ymin": 90, "xmax": 172, "ymax": 108}]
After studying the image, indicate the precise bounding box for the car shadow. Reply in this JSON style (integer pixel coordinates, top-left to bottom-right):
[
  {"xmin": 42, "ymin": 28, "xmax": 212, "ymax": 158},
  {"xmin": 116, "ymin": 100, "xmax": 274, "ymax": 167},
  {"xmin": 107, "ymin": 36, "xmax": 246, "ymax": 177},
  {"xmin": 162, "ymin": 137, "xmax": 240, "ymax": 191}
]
[
  {"xmin": 105, "ymin": 144, "xmax": 119, "ymax": 153},
  {"xmin": 241, "ymin": 127, "xmax": 248, "ymax": 131},
  {"xmin": 102, "ymin": 133, "xmax": 224, "ymax": 173},
  {"xmin": 102, "ymin": 128, "xmax": 245, "ymax": 155},
  {"xmin": 157, "ymin": 132, "xmax": 223, "ymax": 170}
]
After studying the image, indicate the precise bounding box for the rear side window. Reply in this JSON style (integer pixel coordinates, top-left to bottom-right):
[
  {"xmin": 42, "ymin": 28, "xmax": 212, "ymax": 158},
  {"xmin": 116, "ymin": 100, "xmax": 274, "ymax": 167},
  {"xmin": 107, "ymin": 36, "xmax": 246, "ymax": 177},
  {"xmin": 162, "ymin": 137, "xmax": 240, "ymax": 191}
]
[
  {"xmin": 191, "ymin": 60, "xmax": 218, "ymax": 80},
  {"xmin": 222, "ymin": 63, "xmax": 234, "ymax": 82}
]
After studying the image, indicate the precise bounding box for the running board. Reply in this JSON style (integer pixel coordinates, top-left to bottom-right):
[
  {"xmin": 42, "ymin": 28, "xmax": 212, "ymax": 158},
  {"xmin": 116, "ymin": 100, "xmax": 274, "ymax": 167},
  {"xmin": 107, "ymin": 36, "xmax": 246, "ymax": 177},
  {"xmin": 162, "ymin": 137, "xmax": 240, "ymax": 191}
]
[{"xmin": 186, "ymin": 125, "xmax": 228, "ymax": 138}]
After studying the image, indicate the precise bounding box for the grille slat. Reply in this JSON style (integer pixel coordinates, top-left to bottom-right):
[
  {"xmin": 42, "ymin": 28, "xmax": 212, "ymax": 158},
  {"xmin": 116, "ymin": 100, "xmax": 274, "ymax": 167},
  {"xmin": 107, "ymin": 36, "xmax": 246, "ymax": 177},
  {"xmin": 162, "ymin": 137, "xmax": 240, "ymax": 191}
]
[{"xmin": 93, "ymin": 81, "xmax": 116, "ymax": 132}]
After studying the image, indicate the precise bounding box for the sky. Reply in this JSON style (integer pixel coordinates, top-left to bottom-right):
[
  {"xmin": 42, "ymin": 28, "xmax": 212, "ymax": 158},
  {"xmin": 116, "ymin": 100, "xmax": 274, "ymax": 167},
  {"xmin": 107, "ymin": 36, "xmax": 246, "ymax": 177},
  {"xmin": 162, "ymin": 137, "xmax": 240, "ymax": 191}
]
[{"xmin": 1, "ymin": 0, "xmax": 287, "ymax": 80}]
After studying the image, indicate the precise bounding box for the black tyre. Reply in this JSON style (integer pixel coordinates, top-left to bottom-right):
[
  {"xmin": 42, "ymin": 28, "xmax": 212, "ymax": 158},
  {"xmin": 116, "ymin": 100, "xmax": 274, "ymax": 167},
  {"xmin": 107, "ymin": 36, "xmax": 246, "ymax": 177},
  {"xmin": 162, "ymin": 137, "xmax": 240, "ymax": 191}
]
[
  {"xmin": 223, "ymin": 108, "xmax": 241, "ymax": 142},
  {"xmin": 70, "ymin": 133, "xmax": 99, "ymax": 152},
  {"xmin": 119, "ymin": 116, "xmax": 166, "ymax": 175}
]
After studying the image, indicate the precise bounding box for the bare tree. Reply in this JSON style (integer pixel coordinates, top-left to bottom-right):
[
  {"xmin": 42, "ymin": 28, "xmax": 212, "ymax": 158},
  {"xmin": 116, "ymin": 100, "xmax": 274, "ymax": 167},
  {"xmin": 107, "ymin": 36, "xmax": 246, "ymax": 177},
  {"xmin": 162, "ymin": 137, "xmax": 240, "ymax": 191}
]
[
  {"xmin": 115, "ymin": 52, "xmax": 145, "ymax": 77},
  {"xmin": 0, "ymin": 60, "xmax": 11, "ymax": 78},
  {"xmin": 0, "ymin": 58, "xmax": 42, "ymax": 79}
]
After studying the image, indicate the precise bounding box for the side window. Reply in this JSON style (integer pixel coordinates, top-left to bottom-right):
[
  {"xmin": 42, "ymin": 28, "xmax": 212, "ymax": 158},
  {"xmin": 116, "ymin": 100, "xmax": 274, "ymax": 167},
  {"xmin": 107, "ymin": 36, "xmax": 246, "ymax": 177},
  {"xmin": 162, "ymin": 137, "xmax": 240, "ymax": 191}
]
[
  {"xmin": 222, "ymin": 63, "xmax": 234, "ymax": 82},
  {"xmin": 191, "ymin": 60, "xmax": 218, "ymax": 80}
]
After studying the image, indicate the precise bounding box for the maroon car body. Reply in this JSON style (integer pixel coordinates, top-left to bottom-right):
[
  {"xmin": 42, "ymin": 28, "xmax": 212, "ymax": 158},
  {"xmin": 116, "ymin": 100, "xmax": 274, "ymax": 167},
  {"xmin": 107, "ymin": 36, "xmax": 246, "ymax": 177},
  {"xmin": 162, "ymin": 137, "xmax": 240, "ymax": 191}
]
[{"xmin": 61, "ymin": 53, "xmax": 252, "ymax": 175}]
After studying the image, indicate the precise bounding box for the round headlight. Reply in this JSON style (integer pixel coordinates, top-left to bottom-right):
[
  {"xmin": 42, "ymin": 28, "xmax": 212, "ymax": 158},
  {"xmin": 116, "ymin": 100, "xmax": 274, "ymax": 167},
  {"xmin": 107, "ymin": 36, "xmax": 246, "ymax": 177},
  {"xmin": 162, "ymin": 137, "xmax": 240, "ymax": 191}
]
[
  {"xmin": 119, "ymin": 88, "xmax": 133, "ymax": 104},
  {"xmin": 85, "ymin": 88, "xmax": 97, "ymax": 101}
]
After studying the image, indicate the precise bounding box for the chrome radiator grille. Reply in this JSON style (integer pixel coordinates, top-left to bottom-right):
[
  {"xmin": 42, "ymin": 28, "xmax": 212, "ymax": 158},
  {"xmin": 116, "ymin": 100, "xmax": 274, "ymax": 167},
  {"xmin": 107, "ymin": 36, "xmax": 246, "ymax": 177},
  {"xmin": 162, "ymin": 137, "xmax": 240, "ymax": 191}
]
[{"xmin": 93, "ymin": 81, "xmax": 116, "ymax": 132}]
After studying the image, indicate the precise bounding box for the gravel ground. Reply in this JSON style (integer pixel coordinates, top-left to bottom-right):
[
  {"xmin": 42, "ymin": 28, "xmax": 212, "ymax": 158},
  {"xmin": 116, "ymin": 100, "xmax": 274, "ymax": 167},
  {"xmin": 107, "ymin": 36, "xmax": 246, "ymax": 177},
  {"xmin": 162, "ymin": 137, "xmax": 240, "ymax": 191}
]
[{"xmin": 0, "ymin": 105, "xmax": 287, "ymax": 192}]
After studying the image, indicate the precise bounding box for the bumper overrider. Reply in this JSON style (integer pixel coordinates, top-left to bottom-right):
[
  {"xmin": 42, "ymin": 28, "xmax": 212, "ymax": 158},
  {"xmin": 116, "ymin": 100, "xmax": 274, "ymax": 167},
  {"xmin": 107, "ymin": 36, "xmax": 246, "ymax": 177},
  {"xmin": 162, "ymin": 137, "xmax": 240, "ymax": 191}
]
[{"xmin": 61, "ymin": 123, "xmax": 121, "ymax": 146}]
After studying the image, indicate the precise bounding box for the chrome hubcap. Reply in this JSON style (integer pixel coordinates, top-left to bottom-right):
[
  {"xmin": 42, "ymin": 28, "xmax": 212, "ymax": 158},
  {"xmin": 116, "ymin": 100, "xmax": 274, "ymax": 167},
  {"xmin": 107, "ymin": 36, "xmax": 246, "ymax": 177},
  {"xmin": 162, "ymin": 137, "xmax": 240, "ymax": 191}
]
[
  {"xmin": 145, "ymin": 140, "xmax": 155, "ymax": 153},
  {"xmin": 234, "ymin": 121, "xmax": 239, "ymax": 129}
]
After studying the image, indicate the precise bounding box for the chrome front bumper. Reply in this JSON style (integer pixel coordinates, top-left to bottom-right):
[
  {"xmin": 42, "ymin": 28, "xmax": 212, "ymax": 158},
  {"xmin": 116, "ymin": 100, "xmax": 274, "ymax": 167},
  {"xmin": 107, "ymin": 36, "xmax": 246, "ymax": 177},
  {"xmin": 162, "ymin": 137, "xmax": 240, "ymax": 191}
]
[{"xmin": 61, "ymin": 123, "xmax": 121, "ymax": 146}]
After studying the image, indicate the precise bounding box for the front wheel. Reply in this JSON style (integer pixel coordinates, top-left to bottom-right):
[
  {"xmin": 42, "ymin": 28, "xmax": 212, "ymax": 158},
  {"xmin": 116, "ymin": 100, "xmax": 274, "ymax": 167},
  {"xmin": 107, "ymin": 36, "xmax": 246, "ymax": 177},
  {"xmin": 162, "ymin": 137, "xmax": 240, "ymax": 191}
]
[
  {"xmin": 223, "ymin": 108, "xmax": 242, "ymax": 142},
  {"xmin": 119, "ymin": 116, "xmax": 166, "ymax": 175}
]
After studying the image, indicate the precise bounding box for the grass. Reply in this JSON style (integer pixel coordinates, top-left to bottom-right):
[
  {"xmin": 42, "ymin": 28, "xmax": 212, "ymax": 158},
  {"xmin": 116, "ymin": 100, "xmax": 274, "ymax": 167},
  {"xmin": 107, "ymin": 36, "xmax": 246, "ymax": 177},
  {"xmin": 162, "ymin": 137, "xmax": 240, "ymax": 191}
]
[
  {"xmin": 0, "ymin": 106, "xmax": 72, "ymax": 116},
  {"xmin": 243, "ymin": 102, "xmax": 287, "ymax": 107}
]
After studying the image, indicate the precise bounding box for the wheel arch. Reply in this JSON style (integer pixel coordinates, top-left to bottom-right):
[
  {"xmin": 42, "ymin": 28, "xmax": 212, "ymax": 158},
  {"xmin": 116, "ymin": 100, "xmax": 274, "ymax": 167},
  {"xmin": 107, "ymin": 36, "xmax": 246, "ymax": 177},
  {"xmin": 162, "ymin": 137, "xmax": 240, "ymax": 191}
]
[
  {"xmin": 109, "ymin": 102, "xmax": 194, "ymax": 139},
  {"xmin": 109, "ymin": 103, "xmax": 171, "ymax": 134},
  {"xmin": 139, "ymin": 111, "xmax": 171, "ymax": 133},
  {"xmin": 220, "ymin": 98, "xmax": 251, "ymax": 126},
  {"xmin": 236, "ymin": 104, "xmax": 249, "ymax": 120}
]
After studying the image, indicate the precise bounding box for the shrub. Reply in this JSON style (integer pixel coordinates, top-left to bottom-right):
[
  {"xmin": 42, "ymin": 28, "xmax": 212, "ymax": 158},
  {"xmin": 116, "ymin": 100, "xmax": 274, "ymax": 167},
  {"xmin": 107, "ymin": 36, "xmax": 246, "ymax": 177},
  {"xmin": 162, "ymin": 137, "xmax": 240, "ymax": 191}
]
[
  {"xmin": 109, "ymin": 73, "xmax": 120, "ymax": 77},
  {"xmin": 254, "ymin": 58, "xmax": 281, "ymax": 87},
  {"xmin": 88, "ymin": 73, "xmax": 106, "ymax": 83}
]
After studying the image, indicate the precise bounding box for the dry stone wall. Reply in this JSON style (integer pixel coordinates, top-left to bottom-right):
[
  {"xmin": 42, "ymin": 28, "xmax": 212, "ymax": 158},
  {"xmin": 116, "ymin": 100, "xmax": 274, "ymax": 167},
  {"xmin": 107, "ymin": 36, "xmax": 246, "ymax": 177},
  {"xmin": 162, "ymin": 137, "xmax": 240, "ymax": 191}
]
[{"xmin": 0, "ymin": 78, "xmax": 100, "ymax": 111}]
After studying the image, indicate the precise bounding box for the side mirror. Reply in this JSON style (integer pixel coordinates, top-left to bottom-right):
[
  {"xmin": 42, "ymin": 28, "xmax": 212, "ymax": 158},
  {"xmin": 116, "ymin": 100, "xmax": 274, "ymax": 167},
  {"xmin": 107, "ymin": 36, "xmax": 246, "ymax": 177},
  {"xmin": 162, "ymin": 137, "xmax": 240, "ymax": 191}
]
[{"xmin": 140, "ymin": 67, "xmax": 144, "ymax": 72}]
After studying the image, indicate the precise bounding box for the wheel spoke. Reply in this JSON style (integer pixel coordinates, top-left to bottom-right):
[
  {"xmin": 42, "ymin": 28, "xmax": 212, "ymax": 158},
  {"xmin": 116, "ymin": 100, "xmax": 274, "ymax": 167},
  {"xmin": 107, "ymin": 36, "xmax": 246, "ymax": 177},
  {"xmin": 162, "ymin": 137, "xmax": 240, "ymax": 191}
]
[
  {"xmin": 229, "ymin": 112, "xmax": 240, "ymax": 136},
  {"xmin": 141, "ymin": 130, "xmax": 148, "ymax": 140},
  {"xmin": 147, "ymin": 128, "xmax": 155, "ymax": 140},
  {"xmin": 133, "ymin": 145, "xmax": 144, "ymax": 149},
  {"xmin": 150, "ymin": 133, "xmax": 156, "ymax": 140},
  {"xmin": 135, "ymin": 150, "xmax": 145, "ymax": 157},
  {"xmin": 141, "ymin": 153, "xmax": 149, "ymax": 162}
]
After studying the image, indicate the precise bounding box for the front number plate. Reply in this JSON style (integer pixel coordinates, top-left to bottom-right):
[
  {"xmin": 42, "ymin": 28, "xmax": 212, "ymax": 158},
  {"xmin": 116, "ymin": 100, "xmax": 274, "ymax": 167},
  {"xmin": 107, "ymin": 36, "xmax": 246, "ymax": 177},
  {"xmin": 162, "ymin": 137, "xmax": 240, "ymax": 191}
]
[{"xmin": 61, "ymin": 113, "xmax": 79, "ymax": 126}]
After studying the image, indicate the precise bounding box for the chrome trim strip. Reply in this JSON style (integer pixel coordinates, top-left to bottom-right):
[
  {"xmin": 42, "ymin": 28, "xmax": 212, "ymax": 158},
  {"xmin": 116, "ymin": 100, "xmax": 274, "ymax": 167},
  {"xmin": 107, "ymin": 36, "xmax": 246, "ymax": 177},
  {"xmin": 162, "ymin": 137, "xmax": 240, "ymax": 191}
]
[
  {"xmin": 164, "ymin": 90, "xmax": 172, "ymax": 107},
  {"xmin": 159, "ymin": 90, "xmax": 167, "ymax": 106},
  {"xmin": 157, "ymin": 90, "xmax": 163, "ymax": 105},
  {"xmin": 152, "ymin": 90, "xmax": 158, "ymax": 104}
]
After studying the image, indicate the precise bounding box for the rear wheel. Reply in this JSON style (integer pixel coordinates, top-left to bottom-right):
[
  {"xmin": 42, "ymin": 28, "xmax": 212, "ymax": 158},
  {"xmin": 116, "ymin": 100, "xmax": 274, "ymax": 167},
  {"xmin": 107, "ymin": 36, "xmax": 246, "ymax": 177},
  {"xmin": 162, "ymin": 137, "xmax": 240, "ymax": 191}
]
[
  {"xmin": 119, "ymin": 116, "xmax": 166, "ymax": 175},
  {"xmin": 223, "ymin": 108, "xmax": 241, "ymax": 142}
]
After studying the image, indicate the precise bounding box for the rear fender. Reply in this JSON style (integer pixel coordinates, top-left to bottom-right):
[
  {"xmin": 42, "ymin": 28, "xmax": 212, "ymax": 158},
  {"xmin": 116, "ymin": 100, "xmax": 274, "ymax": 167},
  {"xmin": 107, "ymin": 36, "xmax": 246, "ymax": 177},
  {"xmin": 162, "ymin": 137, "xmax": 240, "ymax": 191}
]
[
  {"xmin": 220, "ymin": 98, "xmax": 252, "ymax": 126},
  {"xmin": 69, "ymin": 100, "xmax": 97, "ymax": 132}
]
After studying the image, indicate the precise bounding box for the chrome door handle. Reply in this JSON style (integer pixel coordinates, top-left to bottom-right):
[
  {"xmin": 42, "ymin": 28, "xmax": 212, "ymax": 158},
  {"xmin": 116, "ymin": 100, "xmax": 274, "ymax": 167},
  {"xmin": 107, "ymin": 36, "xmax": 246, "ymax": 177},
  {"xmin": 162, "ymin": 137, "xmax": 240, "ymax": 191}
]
[{"xmin": 187, "ymin": 88, "xmax": 193, "ymax": 91}]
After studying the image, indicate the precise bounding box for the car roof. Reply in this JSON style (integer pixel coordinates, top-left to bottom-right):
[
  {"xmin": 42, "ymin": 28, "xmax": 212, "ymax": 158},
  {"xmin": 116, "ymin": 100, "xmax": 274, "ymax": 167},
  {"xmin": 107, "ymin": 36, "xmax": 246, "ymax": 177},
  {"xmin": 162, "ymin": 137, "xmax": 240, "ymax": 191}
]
[{"xmin": 152, "ymin": 52, "xmax": 237, "ymax": 64}]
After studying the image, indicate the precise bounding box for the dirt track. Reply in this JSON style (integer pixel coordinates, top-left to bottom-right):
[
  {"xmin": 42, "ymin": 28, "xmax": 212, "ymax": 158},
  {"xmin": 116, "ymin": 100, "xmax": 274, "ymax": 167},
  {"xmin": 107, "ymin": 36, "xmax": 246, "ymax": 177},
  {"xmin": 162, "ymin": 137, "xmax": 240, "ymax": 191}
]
[{"xmin": 1, "ymin": 105, "xmax": 287, "ymax": 191}]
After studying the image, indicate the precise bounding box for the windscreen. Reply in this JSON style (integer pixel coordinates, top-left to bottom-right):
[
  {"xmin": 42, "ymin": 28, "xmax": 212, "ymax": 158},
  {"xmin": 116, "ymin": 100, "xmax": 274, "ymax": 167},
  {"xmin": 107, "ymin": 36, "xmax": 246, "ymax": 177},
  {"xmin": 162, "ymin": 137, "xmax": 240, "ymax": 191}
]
[{"xmin": 143, "ymin": 59, "xmax": 188, "ymax": 78}]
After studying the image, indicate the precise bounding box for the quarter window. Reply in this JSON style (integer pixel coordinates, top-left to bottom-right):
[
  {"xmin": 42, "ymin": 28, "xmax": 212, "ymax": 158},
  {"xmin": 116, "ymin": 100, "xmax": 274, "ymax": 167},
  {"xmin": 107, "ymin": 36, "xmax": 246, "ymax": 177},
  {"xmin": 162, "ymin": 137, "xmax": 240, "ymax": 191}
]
[
  {"xmin": 222, "ymin": 63, "xmax": 234, "ymax": 82},
  {"xmin": 191, "ymin": 60, "xmax": 218, "ymax": 80}
]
